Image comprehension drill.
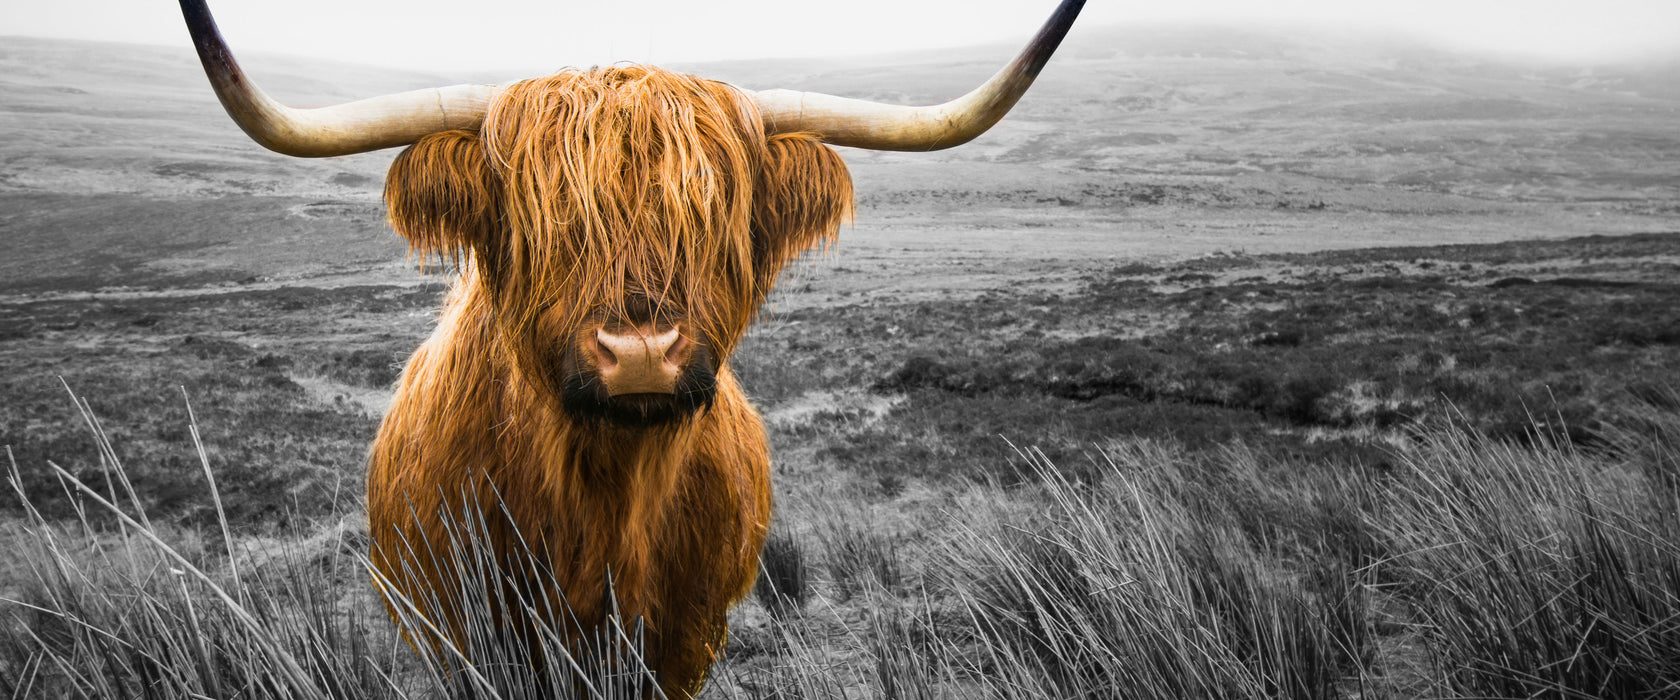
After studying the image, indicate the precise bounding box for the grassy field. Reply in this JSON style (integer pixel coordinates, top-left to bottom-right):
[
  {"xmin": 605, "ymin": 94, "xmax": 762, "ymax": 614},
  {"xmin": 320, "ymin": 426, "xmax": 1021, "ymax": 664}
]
[
  {"xmin": 2, "ymin": 23, "xmax": 1679, "ymax": 700},
  {"xmin": 4, "ymin": 232, "xmax": 1678, "ymax": 697}
]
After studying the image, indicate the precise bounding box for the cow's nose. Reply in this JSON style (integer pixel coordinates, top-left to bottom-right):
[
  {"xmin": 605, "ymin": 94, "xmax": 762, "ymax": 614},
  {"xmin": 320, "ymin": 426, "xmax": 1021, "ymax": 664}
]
[{"xmin": 590, "ymin": 325, "xmax": 689, "ymax": 395}]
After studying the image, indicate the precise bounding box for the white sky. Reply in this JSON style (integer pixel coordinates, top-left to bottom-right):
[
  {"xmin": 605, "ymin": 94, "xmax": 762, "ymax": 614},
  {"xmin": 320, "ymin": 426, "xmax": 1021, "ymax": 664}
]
[{"xmin": 4, "ymin": 0, "xmax": 1679, "ymax": 73}]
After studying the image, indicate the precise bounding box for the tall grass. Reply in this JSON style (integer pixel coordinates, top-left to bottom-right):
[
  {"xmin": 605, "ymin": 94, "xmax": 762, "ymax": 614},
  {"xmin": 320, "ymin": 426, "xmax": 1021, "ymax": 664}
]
[
  {"xmin": 1, "ymin": 451, "xmax": 407, "ymax": 699},
  {"xmin": 1377, "ymin": 408, "xmax": 1680, "ymax": 698},
  {"xmin": 721, "ymin": 441, "xmax": 1370, "ymax": 700},
  {"xmin": 0, "ymin": 392, "xmax": 662, "ymax": 699},
  {"xmin": 4, "ymin": 393, "xmax": 1679, "ymax": 698}
]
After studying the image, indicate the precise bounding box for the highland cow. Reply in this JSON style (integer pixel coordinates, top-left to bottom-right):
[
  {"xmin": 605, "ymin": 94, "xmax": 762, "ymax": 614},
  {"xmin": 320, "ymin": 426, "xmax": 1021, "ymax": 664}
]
[{"xmin": 178, "ymin": 0, "xmax": 1083, "ymax": 695}]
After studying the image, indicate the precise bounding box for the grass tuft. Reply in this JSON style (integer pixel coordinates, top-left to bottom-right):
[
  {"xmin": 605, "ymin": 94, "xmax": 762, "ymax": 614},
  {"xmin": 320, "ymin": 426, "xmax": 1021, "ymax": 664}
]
[
  {"xmin": 754, "ymin": 530, "xmax": 810, "ymax": 620},
  {"xmin": 1377, "ymin": 419, "xmax": 1680, "ymax": 698}
]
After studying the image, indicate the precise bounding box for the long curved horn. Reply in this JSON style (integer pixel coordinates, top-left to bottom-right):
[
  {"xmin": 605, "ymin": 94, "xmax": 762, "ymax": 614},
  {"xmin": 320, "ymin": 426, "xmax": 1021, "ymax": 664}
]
[
  {"xmin": 749, "ymin": 0, "xmax": 1085, "ymax": 151},
  {"xmin": 179, "ymin": 0, "xmax": 497, "ymax": 158}
]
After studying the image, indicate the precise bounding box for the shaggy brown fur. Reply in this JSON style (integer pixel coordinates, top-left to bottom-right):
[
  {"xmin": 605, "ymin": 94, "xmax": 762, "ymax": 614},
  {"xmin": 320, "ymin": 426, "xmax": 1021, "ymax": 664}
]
[{"xmin": 367, "ymin": 65, "xmax": 851, "ymax": 696}]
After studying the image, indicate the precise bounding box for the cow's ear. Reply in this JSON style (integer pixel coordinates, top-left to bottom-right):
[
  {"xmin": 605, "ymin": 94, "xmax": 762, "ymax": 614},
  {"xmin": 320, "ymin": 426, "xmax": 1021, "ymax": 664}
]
[
  {"xmin": 750, "ymin": 133, "xmax": 853, "ymax": 295},
  {"xmin": 385, "ymin": 130, "xmax": 501, "ymax": 258}
]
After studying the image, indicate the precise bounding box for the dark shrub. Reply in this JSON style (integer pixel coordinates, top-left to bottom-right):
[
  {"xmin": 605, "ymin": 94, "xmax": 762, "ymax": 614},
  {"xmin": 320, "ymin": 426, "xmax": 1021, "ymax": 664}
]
[{"xmin": 755, "ymin": 530, "xmax": 809, "ymax": 619}]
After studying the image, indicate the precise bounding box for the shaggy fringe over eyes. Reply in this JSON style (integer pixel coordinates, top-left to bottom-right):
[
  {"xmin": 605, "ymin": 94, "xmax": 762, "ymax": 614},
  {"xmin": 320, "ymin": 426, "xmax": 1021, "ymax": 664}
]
[
  {"xmin": 386, "ymin": 130, "xmax": 502, "ymax": 265},
  {"xmin": 384, "ymin": 66, "xmax": 853, "ymax": 400},
  {"xmin": 482, "ymin": 66, "xmax": 764, "ymax": 357}
]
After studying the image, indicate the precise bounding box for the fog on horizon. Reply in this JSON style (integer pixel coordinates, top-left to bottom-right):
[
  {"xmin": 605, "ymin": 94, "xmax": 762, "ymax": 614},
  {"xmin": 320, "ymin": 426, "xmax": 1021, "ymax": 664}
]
[{"xmin": 4, "ymin": 0, "xmax": 1679, "ymax": 75}]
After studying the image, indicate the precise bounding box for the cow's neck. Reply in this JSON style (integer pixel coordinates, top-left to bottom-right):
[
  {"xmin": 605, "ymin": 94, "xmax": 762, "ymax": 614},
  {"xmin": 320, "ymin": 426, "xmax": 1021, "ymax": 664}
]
[
  {"xmin": 568, "ymin": 417, "xmax": 696, "ymax": 622},
  {"xmin": 500, "ymin": 372, "xmax": 697, "ymax": 620},
  {"xmin": 564, "ymin": 419, "xmax": 694, "ymax": 507}
]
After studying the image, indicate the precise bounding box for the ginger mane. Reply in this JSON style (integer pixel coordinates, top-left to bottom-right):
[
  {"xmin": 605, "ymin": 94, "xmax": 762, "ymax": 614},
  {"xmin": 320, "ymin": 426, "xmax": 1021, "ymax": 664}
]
[{"xmin": 482, "ymin": 66, "xmax": 765, "ymax": 356}]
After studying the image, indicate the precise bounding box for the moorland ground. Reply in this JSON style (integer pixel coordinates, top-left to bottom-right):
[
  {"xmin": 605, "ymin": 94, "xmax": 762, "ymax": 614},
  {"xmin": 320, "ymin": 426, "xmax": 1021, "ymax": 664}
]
[{"xmin": 1, "ymin": 23, "xmax": 1678, "ymax": 698}]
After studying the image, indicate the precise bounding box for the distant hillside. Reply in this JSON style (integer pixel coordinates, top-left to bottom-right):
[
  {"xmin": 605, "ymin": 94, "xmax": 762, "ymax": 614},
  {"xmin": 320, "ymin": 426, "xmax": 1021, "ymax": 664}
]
[
  {"xmin": 0, "ymin": 36, "xmax": 467, "ymax": 198},
  {"xmin": 1, "ymin": 27, "xmax": 1676, "ymax": 293},
  {"xmin": 699, "ymin": 23, "xmax": 1680, "ymax": 204},
  {"xmin": 4, "ymin": 26, "xmax": 1676, "ymax": 199}
]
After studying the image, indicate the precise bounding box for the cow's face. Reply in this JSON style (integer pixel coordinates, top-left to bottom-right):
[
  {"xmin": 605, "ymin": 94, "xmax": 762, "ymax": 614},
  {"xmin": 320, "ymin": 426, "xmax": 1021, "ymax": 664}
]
[{"xmin": 385, "ymin": 67, "xmax": 852, "ymax": 429}]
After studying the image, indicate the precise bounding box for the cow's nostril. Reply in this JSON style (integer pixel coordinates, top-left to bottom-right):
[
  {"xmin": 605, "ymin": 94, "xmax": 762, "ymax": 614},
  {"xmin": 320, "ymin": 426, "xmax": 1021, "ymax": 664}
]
[
  {"xmin": 648, "ymin": 328, "xmax": 681, "ymax": 361},
  {"xmin": 590, "ymin": 331, "xmax": 619, "ymax": 369},
  {"xmin": 666, "ymin": 331, "xmax": 690, "ymax": 361}
]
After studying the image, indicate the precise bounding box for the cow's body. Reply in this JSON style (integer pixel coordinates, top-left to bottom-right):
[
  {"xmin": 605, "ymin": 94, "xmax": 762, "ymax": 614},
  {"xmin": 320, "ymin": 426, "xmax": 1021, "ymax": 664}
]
[
  {"xmin": 174, "ymin": 1, "xmax": 1083, "ymax": 695},
  {"xmin": 360, "ymin": 68, "xmax": 847, "ymax": 696},
  {"xmin": 367, "ymin": 267, "xmax": 772, "ymax": 692}
]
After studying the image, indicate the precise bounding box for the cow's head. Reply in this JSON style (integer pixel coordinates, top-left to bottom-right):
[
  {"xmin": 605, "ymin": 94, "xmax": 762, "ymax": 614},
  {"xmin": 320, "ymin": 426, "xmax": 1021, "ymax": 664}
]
[
  {"xmin": 177, "ymin": 0, "xmax": 1083, "ymax": 428},
  {"xmin": 384, "ymin": 68, "xmax": 851, "ymax": 426}
]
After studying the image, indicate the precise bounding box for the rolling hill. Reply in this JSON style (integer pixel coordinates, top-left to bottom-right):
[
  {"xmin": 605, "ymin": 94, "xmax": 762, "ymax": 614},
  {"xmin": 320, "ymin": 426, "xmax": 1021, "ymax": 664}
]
[{"xmin": 1, "ymin": 24, "xmax": 1676, "ymax": 294}]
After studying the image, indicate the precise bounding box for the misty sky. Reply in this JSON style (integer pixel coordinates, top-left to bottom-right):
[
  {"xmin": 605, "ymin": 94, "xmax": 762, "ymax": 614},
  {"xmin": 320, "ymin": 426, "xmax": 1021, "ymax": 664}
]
[{"xmin": 5, "ymin": 0, "xmax": 1678, "ymax": 74}]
